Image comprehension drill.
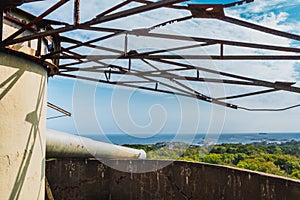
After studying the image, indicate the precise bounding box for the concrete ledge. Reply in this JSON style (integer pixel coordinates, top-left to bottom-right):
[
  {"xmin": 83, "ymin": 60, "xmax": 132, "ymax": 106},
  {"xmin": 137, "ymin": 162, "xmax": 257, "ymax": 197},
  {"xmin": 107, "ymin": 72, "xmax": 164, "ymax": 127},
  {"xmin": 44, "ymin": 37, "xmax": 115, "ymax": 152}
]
[{"xmin": 46, "ymin": 159, "xmax": 300, "ymax": 200}]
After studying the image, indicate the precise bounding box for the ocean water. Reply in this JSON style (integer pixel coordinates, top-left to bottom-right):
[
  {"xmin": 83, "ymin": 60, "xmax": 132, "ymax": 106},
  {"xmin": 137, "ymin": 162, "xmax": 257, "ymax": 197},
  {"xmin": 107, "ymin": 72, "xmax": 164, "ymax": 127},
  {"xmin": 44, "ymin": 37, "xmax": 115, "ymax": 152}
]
[{"xmin": 84, "ymin": 133, "xmax": 300, "ymax": 145}]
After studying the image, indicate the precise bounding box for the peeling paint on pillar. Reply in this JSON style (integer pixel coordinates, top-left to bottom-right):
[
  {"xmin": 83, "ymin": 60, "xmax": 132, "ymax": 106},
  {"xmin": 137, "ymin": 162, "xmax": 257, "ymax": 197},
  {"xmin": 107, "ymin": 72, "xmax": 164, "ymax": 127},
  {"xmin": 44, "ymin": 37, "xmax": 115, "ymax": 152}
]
[
  {"xmin": 46, "ymin": 159, "xmax": 300, "ymax": 200},
  {"xmin": 0, "ymin": 51, "xmax": 47, "ymax": 200}
]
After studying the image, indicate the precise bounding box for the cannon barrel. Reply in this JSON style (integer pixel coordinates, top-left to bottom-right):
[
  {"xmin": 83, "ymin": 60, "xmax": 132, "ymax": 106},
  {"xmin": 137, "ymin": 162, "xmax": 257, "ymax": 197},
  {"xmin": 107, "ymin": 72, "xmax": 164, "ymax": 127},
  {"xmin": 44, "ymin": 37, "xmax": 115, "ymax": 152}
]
[{"xmin": 46, "ymin": 129, "xmax": 146, "ymax": 159}]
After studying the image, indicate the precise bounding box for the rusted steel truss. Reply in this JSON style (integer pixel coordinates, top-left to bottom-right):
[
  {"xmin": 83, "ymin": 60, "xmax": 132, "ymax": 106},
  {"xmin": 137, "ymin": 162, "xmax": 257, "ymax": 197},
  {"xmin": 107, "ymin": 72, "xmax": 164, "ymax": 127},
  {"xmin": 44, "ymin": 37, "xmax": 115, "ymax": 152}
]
[
  {"xmin": 1, "ymin": 0, "xmax": 300, "ymax": 111},
  {"xmin": 0, "ymin": 0, "xmax": 44, "ymax": 9},
  {"xmin": 47, "ymin": 102, "xmax": 71, "ymax": 120}
]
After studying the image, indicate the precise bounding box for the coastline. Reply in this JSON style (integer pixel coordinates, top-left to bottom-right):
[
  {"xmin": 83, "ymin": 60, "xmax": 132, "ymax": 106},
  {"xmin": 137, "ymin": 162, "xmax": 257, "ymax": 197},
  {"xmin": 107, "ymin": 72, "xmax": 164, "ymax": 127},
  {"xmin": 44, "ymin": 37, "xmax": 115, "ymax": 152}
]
[{"xmin": 84, "ymin": 132, "xmax": 300, "ymax": 145}]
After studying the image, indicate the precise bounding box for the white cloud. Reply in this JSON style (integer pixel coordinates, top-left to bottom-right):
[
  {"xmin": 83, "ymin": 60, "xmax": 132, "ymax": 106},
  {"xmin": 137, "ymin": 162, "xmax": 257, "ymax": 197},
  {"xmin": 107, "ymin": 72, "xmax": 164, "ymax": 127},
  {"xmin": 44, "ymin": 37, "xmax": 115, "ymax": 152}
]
[
  {"xmin": 22, "ymin": 0, "xmax": 299, "ymax": 133},
  {"xmin": 227, "ymin": 0, "xmax": 300, "ymax": 15}
]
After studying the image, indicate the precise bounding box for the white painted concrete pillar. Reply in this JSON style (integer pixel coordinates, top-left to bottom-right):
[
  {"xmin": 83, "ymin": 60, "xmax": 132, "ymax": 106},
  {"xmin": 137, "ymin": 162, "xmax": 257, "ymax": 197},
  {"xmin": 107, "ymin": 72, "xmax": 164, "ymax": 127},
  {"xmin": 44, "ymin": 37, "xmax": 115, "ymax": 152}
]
[{"xmin": 0, "ymin": 52, "xmax": 47, "ymax": 200}]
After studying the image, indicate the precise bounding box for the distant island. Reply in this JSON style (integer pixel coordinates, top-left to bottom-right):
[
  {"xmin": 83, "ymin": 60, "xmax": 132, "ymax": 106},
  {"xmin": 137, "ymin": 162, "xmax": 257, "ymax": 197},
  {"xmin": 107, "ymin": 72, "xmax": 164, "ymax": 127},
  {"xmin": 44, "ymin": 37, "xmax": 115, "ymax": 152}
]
[
  {"xmin": 258, "ymin": 132, "xmax": 268, "ymax": 135},
  {"xmin": 123, "ymin": 140, "xmax": 300, "ymax": 180}
]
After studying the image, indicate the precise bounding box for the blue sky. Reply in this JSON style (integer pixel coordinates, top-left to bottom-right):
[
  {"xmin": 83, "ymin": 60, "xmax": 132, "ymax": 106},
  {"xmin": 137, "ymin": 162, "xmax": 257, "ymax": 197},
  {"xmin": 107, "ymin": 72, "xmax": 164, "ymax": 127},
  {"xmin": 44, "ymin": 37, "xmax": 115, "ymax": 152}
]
[{"xmin": 22, "ymin": 0, "xmax": 300, "ymax": 135}]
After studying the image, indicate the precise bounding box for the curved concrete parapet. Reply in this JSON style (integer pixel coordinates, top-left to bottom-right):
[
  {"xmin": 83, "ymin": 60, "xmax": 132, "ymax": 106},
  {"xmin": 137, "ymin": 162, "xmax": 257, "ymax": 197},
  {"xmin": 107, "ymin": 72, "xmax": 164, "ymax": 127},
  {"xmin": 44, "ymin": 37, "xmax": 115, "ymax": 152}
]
[
  {"xmin": 0, "ymin": 51, "xmax": 47, "ymax": 200},
  {"xmin": 46, "ymin": 159, "xmax": 300, "ymax": 200}
]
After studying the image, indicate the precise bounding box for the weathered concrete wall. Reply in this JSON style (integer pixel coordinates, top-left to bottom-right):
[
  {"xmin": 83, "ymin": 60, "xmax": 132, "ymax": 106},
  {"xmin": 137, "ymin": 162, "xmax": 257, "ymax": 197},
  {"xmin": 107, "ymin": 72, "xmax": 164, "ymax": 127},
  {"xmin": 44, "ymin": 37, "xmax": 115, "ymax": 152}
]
[
  {"xmin": 46, "ymin": 159, "xmax": 300, "ymax": 200},
  {"xmin": 0, "ymin": 52, "xmax": 47, "ymax": 200}
]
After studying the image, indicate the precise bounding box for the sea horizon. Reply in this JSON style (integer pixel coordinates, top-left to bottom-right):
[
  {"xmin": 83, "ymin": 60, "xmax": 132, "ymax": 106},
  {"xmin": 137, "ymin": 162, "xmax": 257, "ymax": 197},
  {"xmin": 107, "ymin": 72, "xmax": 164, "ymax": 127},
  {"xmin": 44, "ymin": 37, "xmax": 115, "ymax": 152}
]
[{"xmin": 79, "ymin": 132, "xmax": 300, "ymax": 146}]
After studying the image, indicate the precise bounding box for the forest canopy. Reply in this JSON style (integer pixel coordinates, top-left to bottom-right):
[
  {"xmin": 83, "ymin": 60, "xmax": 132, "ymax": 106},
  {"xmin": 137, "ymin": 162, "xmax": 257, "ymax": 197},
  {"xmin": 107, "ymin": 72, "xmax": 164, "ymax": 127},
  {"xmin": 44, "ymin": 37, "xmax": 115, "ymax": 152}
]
[{"xmin": 124, "ymin": 141, "xmax": 300, "ymax": 180}]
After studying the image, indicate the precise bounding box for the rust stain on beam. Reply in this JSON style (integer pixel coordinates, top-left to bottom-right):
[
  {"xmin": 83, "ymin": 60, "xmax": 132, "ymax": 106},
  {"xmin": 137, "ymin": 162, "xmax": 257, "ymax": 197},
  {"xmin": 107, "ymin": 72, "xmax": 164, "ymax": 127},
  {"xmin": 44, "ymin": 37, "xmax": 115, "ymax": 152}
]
[
  {"xmin": 2, "ymin": 0, "xmax": 70, "ymax": 45},
  {"xmin": 188, "ymin": 4, "xmax": 225, "ymax": 19},
  {"xmin": 223, "ymin": 16, "xmax": 300, "ymax": 42},
  {"xmin": 47, "ymin": 102, "xmax": 71, "ymax": 117},
  {"xmin": 74, "ymin": 0, "xmax": 80, "ymax": 25}
]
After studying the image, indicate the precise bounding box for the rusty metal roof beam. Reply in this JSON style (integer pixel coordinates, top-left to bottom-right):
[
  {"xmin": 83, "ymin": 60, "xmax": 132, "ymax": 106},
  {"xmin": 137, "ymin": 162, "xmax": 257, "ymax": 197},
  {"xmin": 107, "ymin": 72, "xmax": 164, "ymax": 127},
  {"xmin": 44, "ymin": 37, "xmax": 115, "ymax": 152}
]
[
  {"xmin": 5, "ymin": 25, "xmax": 77, "ymax": 45},
  {"xmin": 128, "ymin": 31, "xmax": 300, "ymax": 53},
  {"xmin": 133, "ymin": 0, "xmax": 188, "ymax": 10},
  {"xmin": 56, "ymin": 51, "xmax": 300, "ymax": 92},
  {"xmin": 43, "ymin": 32, "xmax": 122, "ymax": 59},
  {"xmin": 59, "ymin": 59, "xmax": 269, "ymax": 88},
  {"xmin": 96, "ymin": 0, "xmax": 134, "ymax": 18},
  {"xmin": 146, "ymin": 15, "xmax": 193, "ymax": 32},
  {"xmin": 171, "ymin": 78, "xmax": 216, "ymax": 102},
  {"xmin": 48, "ymin": 40, "xmax": 215, "ymax": 59},
  {"xmin": 216, "ymin": 89, "xmax": 278, "ymax": 100},
  {"xmin": 82, "ymin": 0, "xmax": 186, "ymax": 26},
  {"xmin": 4, "ymin": 0, "xmax": 184, "ymax": 46},
  {"xmin": 73, "ymin": 0, "xmax": 80, "ymax": 25},
  {"xmin": 61, "ymin": 47, "xmax": 83, "ymax": 59},
  {"xmin": 60, "ymin": 51, "xmax": 82, "ymax": 60},
  {"xmin": 47, "ymin": 102, "xmax": 71, "ymax": 116},
  {"xmin": 59, "ymin": 62, "xmax": 235, "ymax": 108},
  {"xmin": 59, "ymin": 61, "xmax": 84, "ymax": 68},
  {"xmin": 141, "ymin": 58, "xmax": 159, "ymax": 70},
  {"xmin": 59, "ymin": 72, "xmax": 192, "ymax": 98},
  {"xmin": 78, "ymin": 26, "xmax": 300, "ymax": 54},
  {"xmin": 188, "ymin": 4, "xmax": 225, "ymax": 19},
  {"xmin": 223, "ymin": 16, "xmax": 300, "ymax": 42},
  {"xmin": 58, "ymin": 54, "xmax": 300, "ymax": 60},
  {"xmin": 2, "ymin": 0, "xmax": 70, "ymax": 46},
  {"xmin": 59, "ymin": 62, "xmax": 293, "ymax": 89},
  {"xmin": 40, "ymin": 18, "xmax": 69, "ymax": 26},
  {"xmin": 151, "ymin": 59, "xmax": 300, "ymax": 94},
  {"xmin": 57, "ymin": 56, "xmax": 300, "ymax": 109},
  {"xmin": 59, "ymin": 67, "xmax": 295, "ymax": 103},
  {"xmin": 13, "ymin": 25, "xmax": 298, "ymax": 60},
  {"xmin": 47, "ymin": 30, "xmax": 300, "ymax": 59},
  {"xmin": 165, "ymin": 76, "xmax": 265, "ymax": 87},
  {"xmin": 0, "ymin": 0, "xmax": 44, "ymax": 8},
  {"xmin": 58, "ymin": 70, "xmax": 238, "ymax": 109},
  {"xmin": 186, "ymin": 3, "xmax": 300, "ymax": 42}
]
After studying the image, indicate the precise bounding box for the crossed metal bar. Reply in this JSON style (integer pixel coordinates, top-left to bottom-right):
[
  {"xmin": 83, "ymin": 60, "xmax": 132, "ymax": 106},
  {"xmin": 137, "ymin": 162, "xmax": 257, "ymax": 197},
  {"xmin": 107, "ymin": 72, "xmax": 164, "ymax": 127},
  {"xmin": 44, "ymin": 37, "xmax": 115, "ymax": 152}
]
[{"xmin": 1, "ymin": 0, "xmax": 300, "ymax": 111}]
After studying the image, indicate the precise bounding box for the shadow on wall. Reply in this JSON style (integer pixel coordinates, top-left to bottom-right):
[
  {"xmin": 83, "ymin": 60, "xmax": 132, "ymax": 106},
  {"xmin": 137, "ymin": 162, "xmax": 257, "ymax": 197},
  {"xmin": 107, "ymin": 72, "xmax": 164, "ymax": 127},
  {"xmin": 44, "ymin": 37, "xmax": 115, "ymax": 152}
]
[
  {"xmin": 0, "ymin": 68, "xmax": 25, "ymax": 101},
  {"xmin": 2, "ymin": 73, "xmax": 46, "ymax": 200}
]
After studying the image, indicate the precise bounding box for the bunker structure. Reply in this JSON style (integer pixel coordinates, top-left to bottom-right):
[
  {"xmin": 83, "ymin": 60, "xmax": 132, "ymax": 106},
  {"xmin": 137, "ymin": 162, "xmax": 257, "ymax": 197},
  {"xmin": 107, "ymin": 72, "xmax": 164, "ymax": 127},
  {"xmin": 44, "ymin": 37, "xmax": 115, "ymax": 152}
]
[{"xmin": 0, "ymin": 0, "xmax": 300, "ymax": 199}]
